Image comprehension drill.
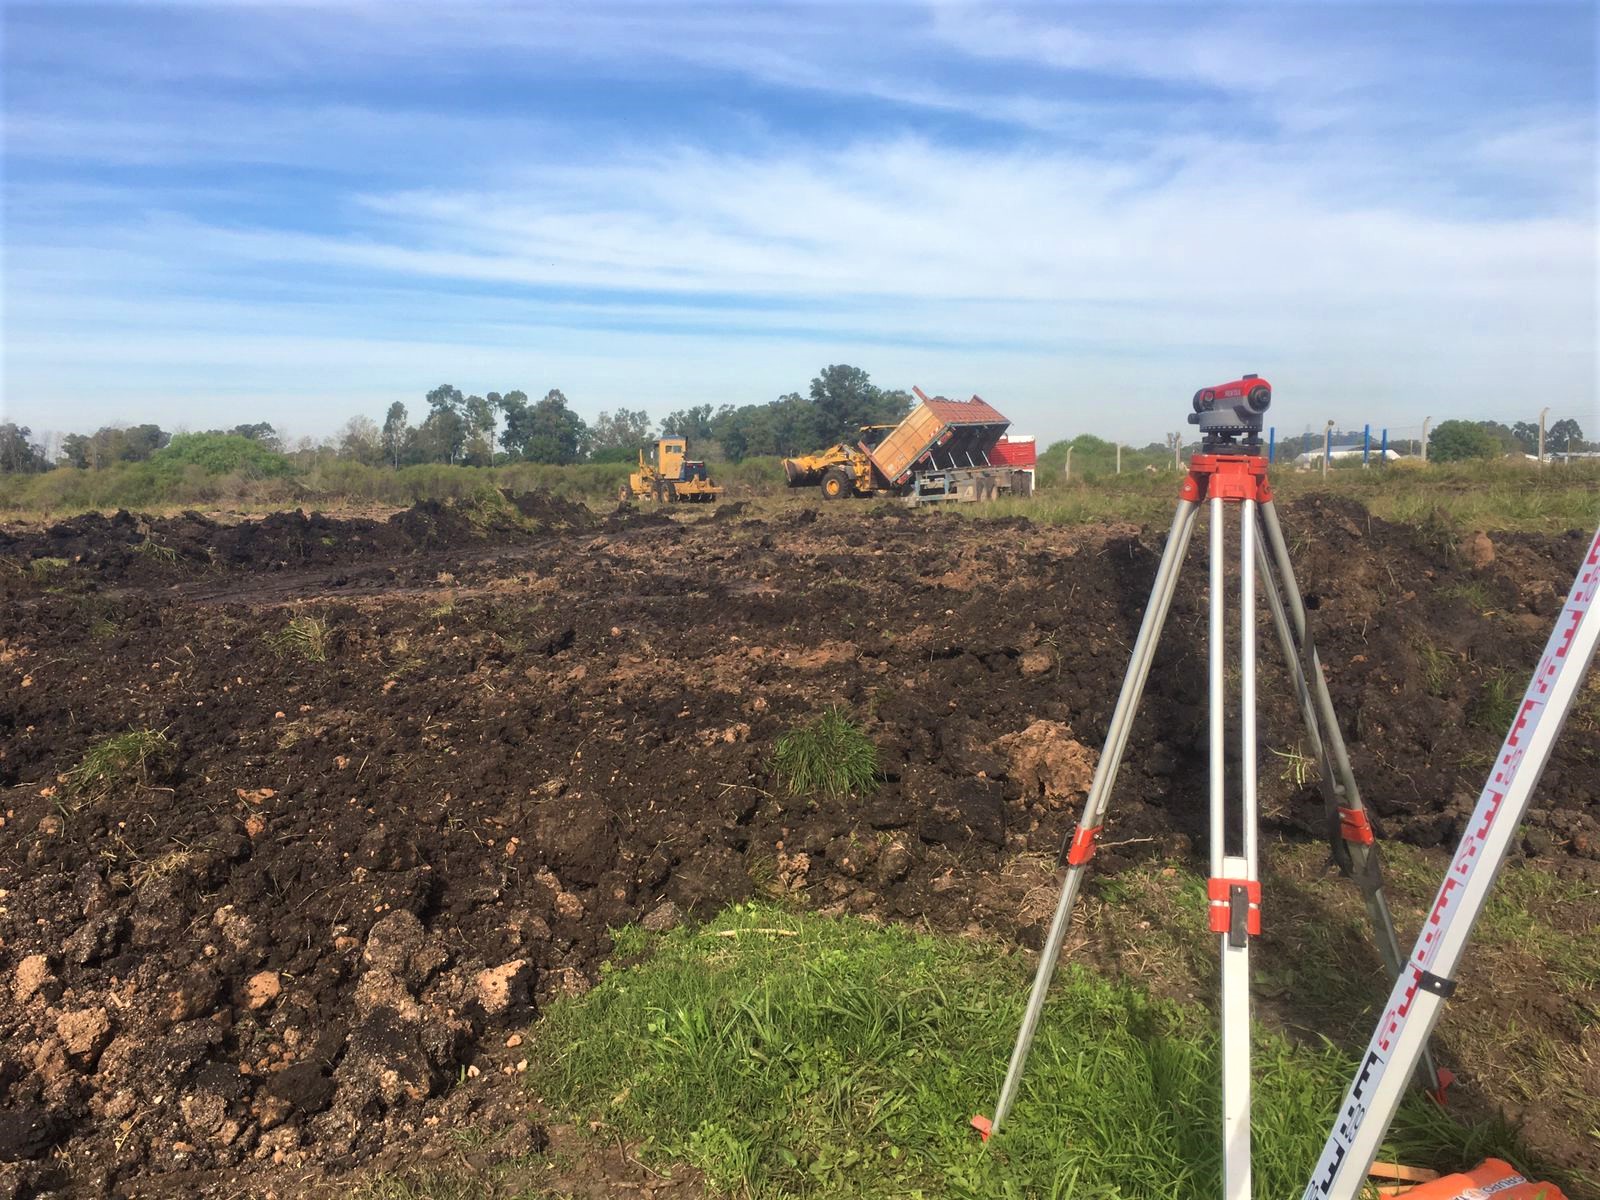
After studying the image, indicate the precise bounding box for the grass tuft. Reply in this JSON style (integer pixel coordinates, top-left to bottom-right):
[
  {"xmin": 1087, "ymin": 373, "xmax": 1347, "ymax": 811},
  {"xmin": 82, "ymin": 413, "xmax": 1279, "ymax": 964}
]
[
  {"xmin": 532, "ymin": 901, "xmax": 1528, "ymax": 1199},
  {"xmin": 770, "ymin": 707, "xmax": 878, "ymax": 800},
  {"xmin": 1470, "ymin": 669, "xmax": 1521, "ymax": 732},
  {"xmin": 266, "ymin": 613, "xmax": 331, "ymax": 662},
  {"xmin": 66, "ymin": 729, "xmax": 173, "ymax": 799},
  {"xmin": 1414, "ymin": 638, "xmax": 1455, "ymax": 698},
  {"xmin": 27, "ymin": 556, "xmax": 69, "ymax": 582},
  {"xmin": 134, "ymin": 538, "xmax": 179, "ymax": 564}
]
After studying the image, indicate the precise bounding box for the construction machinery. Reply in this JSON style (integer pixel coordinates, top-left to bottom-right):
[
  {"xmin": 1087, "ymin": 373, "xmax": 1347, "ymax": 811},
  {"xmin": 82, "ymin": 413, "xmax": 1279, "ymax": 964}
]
[
  {"xmin": 781, "ymin": 387, "xmax": 1033, "ymax": 504},
  {"xmin": 620, "ymin": 437, "xmax": 724, "ymax": 503}
]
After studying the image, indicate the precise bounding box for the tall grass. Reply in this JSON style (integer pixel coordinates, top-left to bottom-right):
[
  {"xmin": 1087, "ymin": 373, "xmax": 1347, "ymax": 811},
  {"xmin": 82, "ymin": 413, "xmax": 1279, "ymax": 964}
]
[
  {"xmin": 990, "ymin": 459, "xmax": 1600, "ymax": 534},
  {"xmin": 0, "ymin": 453, "xmax": 790, "ymax": 517},
  {"xmin": 4, "ymin": 452, "xmax": 1594, "ymax": 535}
]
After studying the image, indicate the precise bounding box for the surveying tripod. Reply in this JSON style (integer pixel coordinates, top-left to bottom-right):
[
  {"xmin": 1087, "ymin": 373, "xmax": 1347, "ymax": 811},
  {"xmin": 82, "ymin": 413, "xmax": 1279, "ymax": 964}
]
[{"xmin": 974, "ymin": 377, "xmax": 1446, "ymax": 1199}]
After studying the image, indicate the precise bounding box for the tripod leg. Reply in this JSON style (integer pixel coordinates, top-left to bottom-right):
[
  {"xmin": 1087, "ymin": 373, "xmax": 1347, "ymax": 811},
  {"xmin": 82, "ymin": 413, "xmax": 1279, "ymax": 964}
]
[
  {"xmin": 979, "ymin": 497, "xmax": 1201, "ymax": 1140},
  {"xmin": 1255, "ymin": 534, "xmax": 1341, "ymax": 812},
  {"xmin": 1257, "ymin": 501, "xmax": 1446, "ymax": 1097},
  {"xmin": 1216, "ymin": 499, "xmax": 1258, "ymax": 1199}
]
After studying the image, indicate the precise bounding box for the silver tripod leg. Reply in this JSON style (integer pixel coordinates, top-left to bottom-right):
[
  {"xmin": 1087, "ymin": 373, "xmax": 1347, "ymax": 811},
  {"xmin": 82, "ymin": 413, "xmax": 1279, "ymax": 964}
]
[
  {"xmin": 979, "ymin": 497, "xmax": 1201, "ymax": 1139},
  {"xmin": 1257, "ymin": 501, "xmax": 1444, "ymax": 1095},
  {"xmin": 1219, "ymin": 496, "xmax": 1261, "ymax": 1200}
]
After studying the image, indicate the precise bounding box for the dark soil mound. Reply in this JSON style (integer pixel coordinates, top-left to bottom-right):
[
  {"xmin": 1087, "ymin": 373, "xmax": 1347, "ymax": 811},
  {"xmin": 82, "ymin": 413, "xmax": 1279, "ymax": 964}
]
[{"xmin": 1, "ymin": 495, "xmax": 1595, "ymax": 1194}]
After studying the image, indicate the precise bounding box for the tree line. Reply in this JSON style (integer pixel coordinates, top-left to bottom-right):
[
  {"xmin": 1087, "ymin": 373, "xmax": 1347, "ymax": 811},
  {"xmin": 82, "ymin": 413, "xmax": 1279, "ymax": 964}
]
[
  {"xmin": 0, "ymin": 364, "xmax": 914, "ymax": 474},
  {"xmin": 0, "ymin": 375, "xmax": 1588, "ymax": 476}
]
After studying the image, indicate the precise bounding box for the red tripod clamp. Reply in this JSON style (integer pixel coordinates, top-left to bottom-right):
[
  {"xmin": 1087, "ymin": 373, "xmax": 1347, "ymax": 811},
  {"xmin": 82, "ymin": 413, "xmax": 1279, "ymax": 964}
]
[{"xmin": 1181, "ymin": 454, "xmax": 1273, "ymax": 505}]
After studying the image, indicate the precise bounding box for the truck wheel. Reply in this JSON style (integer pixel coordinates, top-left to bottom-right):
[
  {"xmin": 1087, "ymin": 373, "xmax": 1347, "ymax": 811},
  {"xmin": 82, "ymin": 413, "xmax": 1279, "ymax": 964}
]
[{"xmin": 821, "ymin": 468, "xmax": 852, "ymax": 500}]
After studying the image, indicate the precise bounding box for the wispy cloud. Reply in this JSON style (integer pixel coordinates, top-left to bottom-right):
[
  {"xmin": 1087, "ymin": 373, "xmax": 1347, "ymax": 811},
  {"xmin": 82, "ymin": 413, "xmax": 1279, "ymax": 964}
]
[{"xmin": 2, "ymin": 2, "xmax": 1594, "ymax": 441}]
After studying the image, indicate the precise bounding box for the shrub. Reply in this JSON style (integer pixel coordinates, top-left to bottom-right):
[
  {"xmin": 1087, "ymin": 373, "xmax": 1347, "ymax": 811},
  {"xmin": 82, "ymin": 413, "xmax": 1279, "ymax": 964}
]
[{"xmin": 153, "ymin": 433, "xmax": 293, "ymax": 477}]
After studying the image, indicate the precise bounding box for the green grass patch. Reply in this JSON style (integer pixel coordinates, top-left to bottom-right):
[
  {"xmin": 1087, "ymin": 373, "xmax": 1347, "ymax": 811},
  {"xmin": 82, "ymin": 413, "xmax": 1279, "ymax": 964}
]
[
  {"xmin": 532, "ymin": 901, "xmax": 1523, "ymax": 1198},
  {"xmin": 265, "ymin": 613, "xmax": 332, "ymax": 662},
  {"xmin": 770, "ymin": 707, "xmax": 878, "ymax": 800},
  {"xmin": 1470, "ymin": 669, "xmax": 1520, "ymax": 732},
  {"xmin": 66, "ymin": 729, "xmax": 173, "ymax": 799},
  {"xmin": 1413, "ymin": 638, "xmax": 1455, "ymax": 698},
  {"xmin": 1437, "ymin": 580, "xmax": 1496, "ymax": 613}
]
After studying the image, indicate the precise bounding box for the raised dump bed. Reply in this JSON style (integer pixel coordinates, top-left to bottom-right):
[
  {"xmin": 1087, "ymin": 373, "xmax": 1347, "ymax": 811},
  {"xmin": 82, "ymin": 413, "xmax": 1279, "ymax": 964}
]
[{"xmin": 865, "ymin": 388, "xmax": 1012, "ymax": 486}]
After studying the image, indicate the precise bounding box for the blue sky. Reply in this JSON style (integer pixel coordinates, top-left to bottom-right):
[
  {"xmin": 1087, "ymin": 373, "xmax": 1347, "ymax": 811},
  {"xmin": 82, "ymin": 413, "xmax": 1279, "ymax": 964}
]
[{"xmin": 2, "ymin": 1, "xmax": 1595, "ymax": 449}]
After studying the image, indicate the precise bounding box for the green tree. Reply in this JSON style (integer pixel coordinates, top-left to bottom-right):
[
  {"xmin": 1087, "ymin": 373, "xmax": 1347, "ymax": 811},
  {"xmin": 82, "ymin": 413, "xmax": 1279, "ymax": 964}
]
[
  {"xmin": 501, "ymin": 389, "xmax": 587, "ymax": 463},
  {"xmin": 381, "ymin": 402, "xmax": 408, "ymax": 468},
  {"xmin": 1510, "ymin": 421, "xmax": 1539, "ymax": 454},
  {"xmin": 1473, "ymin": 421, "xmax": 1522, "ymax": 456},
  {"xmin": 229, "ymin": 422, "xmax": 280, "ymax": 452},
  {"xmin": 496, "ymin": 390, "xmax": 531, "ymax": 457},
  {"xmin": 462, "ymin": 393, "xmax": 498, "ymax": 465},
  {"xmin": 1428, "ymin": 419, "xmax": 1503, "ymax": 462},
  {"xmin": 590, "ymin": 407, "xmax": 654, "ymax": 454},
  {"xmin": 421, "ymin": 384, "xmax": 468, "ymax": 464},
  {"xmin": 120, "ymin": 424, "xmax": 171, "ymax": 461},
  {"xmin": 0, "ymin": 423, "xmax": 47, "ymax": 473},
  {"xmin": 60, "ymin": 432, "xmax": 93, "ymax": 469},
  {"xmin": 1548, "ymin": 418, "xmax": 1584, "ymax": 453},
  {"xmin": 337, "ymin": 415, "xmax": 383, "ymax": 465},
  {"xmin": 809, "ymin": 364, "xmax": 881, "ymax": 442},
  {"xmin": 660, "ymin": 404, "xmax": 717, "ymax": 440}
]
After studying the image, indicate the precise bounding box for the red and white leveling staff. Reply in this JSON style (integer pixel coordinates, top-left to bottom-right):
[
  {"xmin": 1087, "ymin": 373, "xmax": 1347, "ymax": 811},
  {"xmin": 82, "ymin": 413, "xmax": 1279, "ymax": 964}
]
[{"xmin": 1306, "ymin": 523, "xmax": 1600, "ymax": 1200}]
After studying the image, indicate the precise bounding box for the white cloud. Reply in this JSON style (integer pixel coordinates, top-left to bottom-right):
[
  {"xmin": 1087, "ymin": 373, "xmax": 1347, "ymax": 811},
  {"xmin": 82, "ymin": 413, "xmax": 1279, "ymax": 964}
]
[
  {"xmin": 3, "ymin": 3, "xmax": 1594, "ymax": 443},
  {"xmin": 7, "ymin": 130, "xmax": 1593, "ymax": 443}
]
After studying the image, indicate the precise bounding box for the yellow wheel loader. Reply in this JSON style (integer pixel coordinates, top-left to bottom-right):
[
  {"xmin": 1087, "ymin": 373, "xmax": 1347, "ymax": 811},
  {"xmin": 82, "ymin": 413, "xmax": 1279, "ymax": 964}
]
[{"xmin": 621, "ymin": 437, "xmax": 725, "ymax": 503}]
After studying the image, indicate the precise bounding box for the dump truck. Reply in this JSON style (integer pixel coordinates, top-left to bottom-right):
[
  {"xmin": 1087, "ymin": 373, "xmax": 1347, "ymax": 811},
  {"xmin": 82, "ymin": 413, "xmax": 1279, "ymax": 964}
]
[
  {"xmin": 620, "ymin": 437, "xmax": 724, "ymax": 503},
  {"xmin": 782, "ymin": 387, "xmax": 1033, "ymax": 504}
]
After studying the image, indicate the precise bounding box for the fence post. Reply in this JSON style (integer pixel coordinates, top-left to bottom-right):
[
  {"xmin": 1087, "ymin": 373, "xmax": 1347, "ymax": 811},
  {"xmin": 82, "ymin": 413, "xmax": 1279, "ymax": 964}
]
[
  {"xmin": 1116, "ymin": 444, "xmax": 1122, "ymax": 474},
  {"xmin": 1380, "ymin": 428, "xmax": 1388, "ymax": 466},
  {"xmin": 1422, "ymin": 416, "xmax": 1431, "ymax": 463},
  {"xmin": 1268, "ymin": 426, "xmax": 1276, "ymax": 464},
  {"xmin": 1362, "ymin": 424, "xmax": 1371, "ymax": 468},
  {"xmin": 1322, "ymin": 421, "xmax": 1335, "ymax": 477}
]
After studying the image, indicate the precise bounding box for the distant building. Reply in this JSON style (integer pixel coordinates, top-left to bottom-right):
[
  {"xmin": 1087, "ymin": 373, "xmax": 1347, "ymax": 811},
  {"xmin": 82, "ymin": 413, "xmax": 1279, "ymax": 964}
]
[{"xmin": 1291, "ymin": 445, "xmax": 1402, "ymax": 469}]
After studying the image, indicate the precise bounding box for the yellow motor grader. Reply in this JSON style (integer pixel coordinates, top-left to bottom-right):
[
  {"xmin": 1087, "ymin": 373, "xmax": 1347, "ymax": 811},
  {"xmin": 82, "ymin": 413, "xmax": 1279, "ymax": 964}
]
[{"xmin": 620, "ymin": 437, "xmax": 724, "ymax": 503}]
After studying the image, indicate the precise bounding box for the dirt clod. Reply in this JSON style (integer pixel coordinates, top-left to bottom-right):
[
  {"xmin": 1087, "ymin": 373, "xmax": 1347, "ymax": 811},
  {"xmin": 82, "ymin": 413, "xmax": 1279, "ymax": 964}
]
[
  {"xmin": 243, "ymin": 970, "xmax": 281, "ymax": 1011},
  {"xmin": 475, "ymin": 960, "xmax": 533, "ymax": 1017},
  {"xmin": 55, "ymin": 1007, "xmax": 112, "ymax": 1064},
  {"xmin": 12, "ymin": 954, "xmax": 55, "ymax": 1005}
]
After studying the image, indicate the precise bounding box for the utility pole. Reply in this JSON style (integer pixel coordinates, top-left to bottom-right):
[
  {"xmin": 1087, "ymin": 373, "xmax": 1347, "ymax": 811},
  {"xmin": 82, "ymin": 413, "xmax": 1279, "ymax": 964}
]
[
  {"xmin": 1322, "ymin": 420, "xmax": 1335, "ymax": 478},
  {"xmin": 1064, "ymin": 445, "xmax": 1074, "ymax": 483},
  {"xmin": 1539, "ymin": 406, "xmax": 1550, "ymax": 468},
  {"xmin": 1421, "ymin": 416, "xmax": 1432, "ymax": 464},
  {"xmin": 1116, "ymin": 443, "xmax": 1122, "ymax": 474},
  {"xmin": 1167, "ymin": 431, "xmax": 1182, "ymax": 470}
]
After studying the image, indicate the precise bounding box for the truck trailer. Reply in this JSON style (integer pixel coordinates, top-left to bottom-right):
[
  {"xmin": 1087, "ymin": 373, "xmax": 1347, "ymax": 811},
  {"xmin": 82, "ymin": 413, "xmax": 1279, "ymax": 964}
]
[{"xmin": 781, "ymin": 388, "xmax": 1033, "ymax": 504}]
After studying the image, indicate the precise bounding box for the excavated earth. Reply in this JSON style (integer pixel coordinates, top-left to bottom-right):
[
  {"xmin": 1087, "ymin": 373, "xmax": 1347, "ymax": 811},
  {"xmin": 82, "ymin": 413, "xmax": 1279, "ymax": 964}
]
[{"xmin": 0, "ymin": 491, "xmax": 1596, "ymax": 1197}]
